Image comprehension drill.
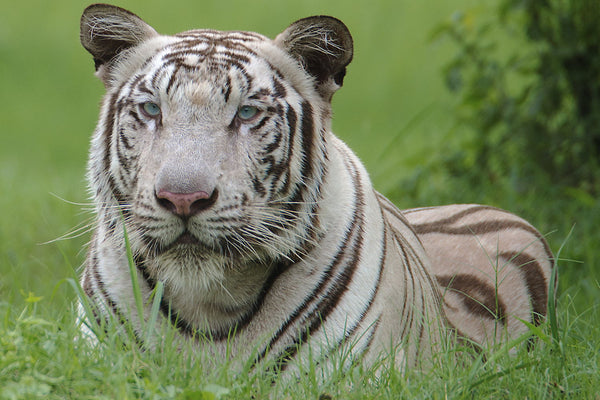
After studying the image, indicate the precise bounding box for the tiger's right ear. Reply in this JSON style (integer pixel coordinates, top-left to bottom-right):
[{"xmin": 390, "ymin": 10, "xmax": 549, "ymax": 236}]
[{"xmin": 80, "ymin": 4, "xmax": 158, "ymax": 82}]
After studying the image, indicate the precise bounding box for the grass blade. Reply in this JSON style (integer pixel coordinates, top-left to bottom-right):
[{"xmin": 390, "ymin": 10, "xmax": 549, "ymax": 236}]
[
  {"xmin": 122, "ymin": 217, "xmax": 146, "ymax": 333},
  {"xmin": 145, "ymin": 280, "xmax": 164, "ymax": 345},
  {"xmin": 548, "ymin": 225, "xmax": 575, "ymax": 357}
]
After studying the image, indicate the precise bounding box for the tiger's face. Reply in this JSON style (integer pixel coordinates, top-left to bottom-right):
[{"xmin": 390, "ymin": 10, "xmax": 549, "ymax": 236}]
[
  {"xmin": 82, "ymin": 6, "xmax": 353, "ymax": 269},
  {"xmin": 107, "ymin": 34, "xmax": 319, "ymax": 264}
]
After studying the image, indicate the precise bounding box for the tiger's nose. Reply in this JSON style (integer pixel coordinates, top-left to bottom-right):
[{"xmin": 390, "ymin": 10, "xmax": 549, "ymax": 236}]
[{"xmin": 155, "ymin": 189, "xmax": 219, "ymax": 217}]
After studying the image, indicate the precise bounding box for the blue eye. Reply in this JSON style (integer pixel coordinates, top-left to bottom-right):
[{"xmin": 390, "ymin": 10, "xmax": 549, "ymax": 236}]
[
  {"xmin": 141, "ymin": 102, "xmax": 161, "ymax": 117},
  {"xmin": 237, "ymin": 105, "xmax": 259, "ymax": 121}
]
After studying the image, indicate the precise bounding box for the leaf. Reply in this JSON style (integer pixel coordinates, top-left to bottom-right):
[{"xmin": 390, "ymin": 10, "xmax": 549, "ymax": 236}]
[
  {"xmin": 517, "ymin": 318, "xmax": 551, "ymax": 344},
  {"xmin": 563, "ymin": 187, "xmax": 597, "ymax": 207},
  {"xmin": 21, "ymin": 291, "xmax": 43, "ymax": 303},
  {"xmin": 183, "ymin": 384, "xmax": 230, "ymax": 400},
  {"xmin": 1, "ymin": 375, "xmax": 52, "ymax": 398}
]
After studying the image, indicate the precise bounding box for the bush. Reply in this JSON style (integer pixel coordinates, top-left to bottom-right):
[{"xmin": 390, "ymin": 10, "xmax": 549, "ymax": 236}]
[{"xmin": 434, "ymin": 0, "xmax": 600, "ymax": 193}]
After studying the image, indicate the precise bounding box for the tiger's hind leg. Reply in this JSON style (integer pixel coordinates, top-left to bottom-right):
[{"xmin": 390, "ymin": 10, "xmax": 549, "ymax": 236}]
[{"xmin": 403, "ymin": 204, "xmax": 554, "ymax": 349}]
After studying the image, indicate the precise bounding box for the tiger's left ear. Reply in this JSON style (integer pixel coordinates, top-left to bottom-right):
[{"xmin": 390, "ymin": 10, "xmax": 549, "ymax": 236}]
[{"xmin": 275, "ymin": 16, "xmax": 353, "ymax": 102}]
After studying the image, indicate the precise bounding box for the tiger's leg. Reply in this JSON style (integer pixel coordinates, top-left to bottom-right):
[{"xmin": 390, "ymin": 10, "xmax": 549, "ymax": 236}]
[{"xmin": 403, "ymin": 204, "xmax": 554, "ymax": 348}]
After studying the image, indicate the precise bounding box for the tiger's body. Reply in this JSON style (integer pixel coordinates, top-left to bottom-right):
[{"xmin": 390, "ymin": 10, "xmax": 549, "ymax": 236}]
[{"xmin": 79, "ymin": 4, "xmax": 553, "ymax": 372}]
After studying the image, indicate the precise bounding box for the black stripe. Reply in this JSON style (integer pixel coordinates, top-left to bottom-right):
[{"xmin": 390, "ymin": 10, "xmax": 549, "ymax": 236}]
[
  {"xmin": 279, "ymin": 105, "xmax": 298, "ymax": 195},
  {"xmin": 335, "ymin": 223, "xmax": 387, "ymax": 349},
  {"xmin": 250, "ymin": 114, "xmax": 272, "ymax": 134},
  {"xmin": 137, "ymin": 82, "xmax": 154, "ymax": 96},
  {"xmin": 273, "ymin": 77, "xmax": 286, "ymax": 98},
  {"xmin": 150, "ymin": 66, "xmax": 164, "ymax": 90},
  {"xmin": 89, "ymin": 251, "xmax": 147, "ymax": 347},
  {"xmin": 410, "ymin": 205, "xmax": 498, "ymax": 229},
  {"xmin": 500, "ymin": 251, "xmax": 548, "ymax": 325},
  {"xmin": 166, "ymin": 64, "xmax": 182, "ymax": 95},
  {"xmin": 223, "ymin": 75, "xmax": 232, "ymax": 103},
  {"xmin": 393, "ymin": 229, "xmax": 416, "ymax": 342},
  {"xmin": 276, "ymin": 223, "xmax": 364, "ymax": 370},
  {"xmin": 414, "ymin": 274, "xmax": 429, "ymax": 361},
  {"xmin": 414, "ymin": 218, "xmax": 540, "ymax": 238},
  {"xmin": 82, "ymin": 251, "xmax": 94, "ymax": 299},
  {"xmin": 361, "ymin": 316, "xmax": 380, "ymax": 358},
  {"xmin": 88, "ymin": 250, "xmax": 128, "ymax": 329},
  {"xmin": 299, "ymin": 101, "xmax": 315, "ymax": 180},
  {"xmin": 270, "ymin": 153, "xmax": 367, "ymax": 369},
  {"xmin": 226, "ymin": 261, "xmax": 292, "ymax": 336},
  {"xmin": 409, "ymin": 206, "xmax": 553, "ymax": 259},
  {"xmin": 163, "ymin": 50, "xmax": 251, "ymax": 69},
  {"xmin": 414, "ymin": 214, "xmax": 554, "ymax": 268},
  {"xmin": 84, "ymin": 254, "xmax": 109, "ymax": 327},
  {"xmin": 262, "ymin": 131, "xmax": 282, "ymax": 154},
  {"xmin": 261, "ymin": 155, "xmax": 277, "ymax": 176},
  {"xmin": 101, "ymin": 91, "xmax": 119, "ymax": 181},
  {"xmin": 254, "ymin": 186, "xmax": 361, "ymax": 366},
  {"xmin": 127, "ymin": 110, "xmax": 144, "ymax": 127},
  {"xmin": 251, "ymin": 175, "xmax": 267, "ymax": 197},
  {"xmin": 436, "ymin": 274, "xmax": 507, "ymax": 325},
  {"xmin": 249, "ymin": 88, "xmax": 272, "ymax": 100},
  {"xmin": 104, "ymin": 78, "xmax": 146, "ymax": 206},
  {"xmin": 115, "ymin": 133, "xmax": 132, "ymax": 172},
  {"xmin": 107, "ymin": 175, "xmax": 127, "ymax": 205}
]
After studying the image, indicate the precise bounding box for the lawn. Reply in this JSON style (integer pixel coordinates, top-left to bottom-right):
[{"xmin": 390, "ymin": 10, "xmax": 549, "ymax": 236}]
[{"xmin": 1, "ymin": 0, "xmax": 598, "ymax": 398}]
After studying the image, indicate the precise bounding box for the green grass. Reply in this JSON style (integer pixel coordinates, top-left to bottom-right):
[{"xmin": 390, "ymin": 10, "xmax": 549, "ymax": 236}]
[
  {"xmin": 1, "ymin": 0, "xmax": 599, "ymax": 398},
  {"xmin": 2, "ymin": 287, "xmax": 598, "ymax": 398}
]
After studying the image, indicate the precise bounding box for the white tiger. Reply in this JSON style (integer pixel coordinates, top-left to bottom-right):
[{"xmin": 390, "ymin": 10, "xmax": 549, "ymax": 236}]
[{"xmin": 78, "ymin": 4, "xmax": 554, "ymax": 372}]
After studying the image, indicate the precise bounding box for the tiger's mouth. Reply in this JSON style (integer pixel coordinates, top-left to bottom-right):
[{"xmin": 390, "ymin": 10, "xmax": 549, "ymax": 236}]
[
  {"xmin": 141, "ymin": 229, "xmax": 212, "ymax": 258},
  {"xmin": 174, "ymin": 231, "xmax": 201, "ymax": 246},
  {"xmin": 141, "ymin": 224, "xmax": 266, "ymax": 262}
]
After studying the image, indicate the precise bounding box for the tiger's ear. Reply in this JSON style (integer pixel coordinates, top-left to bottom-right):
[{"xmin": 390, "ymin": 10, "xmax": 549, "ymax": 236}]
[
  {"xmin": 80, "ymin": 4, "xmax": 158, "ymax": 82},
  {"xmin": 275, "ymin": 16, "xmax": 353, "ymax": 101}
]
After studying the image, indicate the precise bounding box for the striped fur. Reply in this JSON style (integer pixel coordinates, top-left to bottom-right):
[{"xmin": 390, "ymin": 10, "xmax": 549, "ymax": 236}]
[
  {"xmin": 79, "ymin": 4, "xmax": 553, "ymax": 372},
  {"xmin": 404, "ymin": 205, "xmax": 554, "ymax": 348}
]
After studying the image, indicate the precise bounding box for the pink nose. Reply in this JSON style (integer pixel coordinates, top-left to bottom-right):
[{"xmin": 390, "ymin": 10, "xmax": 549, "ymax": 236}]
[{"xmin": 155, "ymin": 189, "xmax": 218, "ymax": 217}]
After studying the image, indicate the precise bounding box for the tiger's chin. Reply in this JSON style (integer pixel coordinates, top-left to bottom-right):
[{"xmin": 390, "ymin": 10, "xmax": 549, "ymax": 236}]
[
  {"xmin": 141, "ymin": 240, "xmax": 276, "ymax": 333},
  {"xmin": 151, "ymin": 251, "xmax": 230, "ymax": 293}
]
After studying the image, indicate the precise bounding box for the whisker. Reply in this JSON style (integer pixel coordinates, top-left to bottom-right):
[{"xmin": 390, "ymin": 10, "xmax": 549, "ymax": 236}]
[
  {"xmin": 223, "ymin": 233, "xmax": 262, "ymax": 262},
  {"xmin": 41, "ymin": 217, "xmax": 97, "ymax": 245},
  {"xmin": 49, "ymin": 192, "xmax": 95, "ymax": 207},
  {"xmin": 239, "ymin": 226, "xmax": 293, "ymax": 261},
  {"xmin": 245, "ymin": 208, "xmax": 321, "ymax": 244}
]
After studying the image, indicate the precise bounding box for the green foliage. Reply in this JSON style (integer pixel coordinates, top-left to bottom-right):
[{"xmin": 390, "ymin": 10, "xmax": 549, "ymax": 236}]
[
  {"xmin": 434, "ymin": 0, "xmax": 600, "ymax": 193},
  {"xmin": 384, "ymin": 0, "xmax": 600, "ymax": 313}
]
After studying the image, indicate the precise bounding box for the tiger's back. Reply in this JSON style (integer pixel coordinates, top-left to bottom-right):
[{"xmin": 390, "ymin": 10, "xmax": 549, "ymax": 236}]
[{"xmin": 404, "ymin": 205, "xmax": 553, "ymax": 347}]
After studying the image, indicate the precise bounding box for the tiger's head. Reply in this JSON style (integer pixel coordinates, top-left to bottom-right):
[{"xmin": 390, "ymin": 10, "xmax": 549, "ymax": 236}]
[{"xmin": 81, "ymin": 5, "xmax": 353, "ymax": 272}]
